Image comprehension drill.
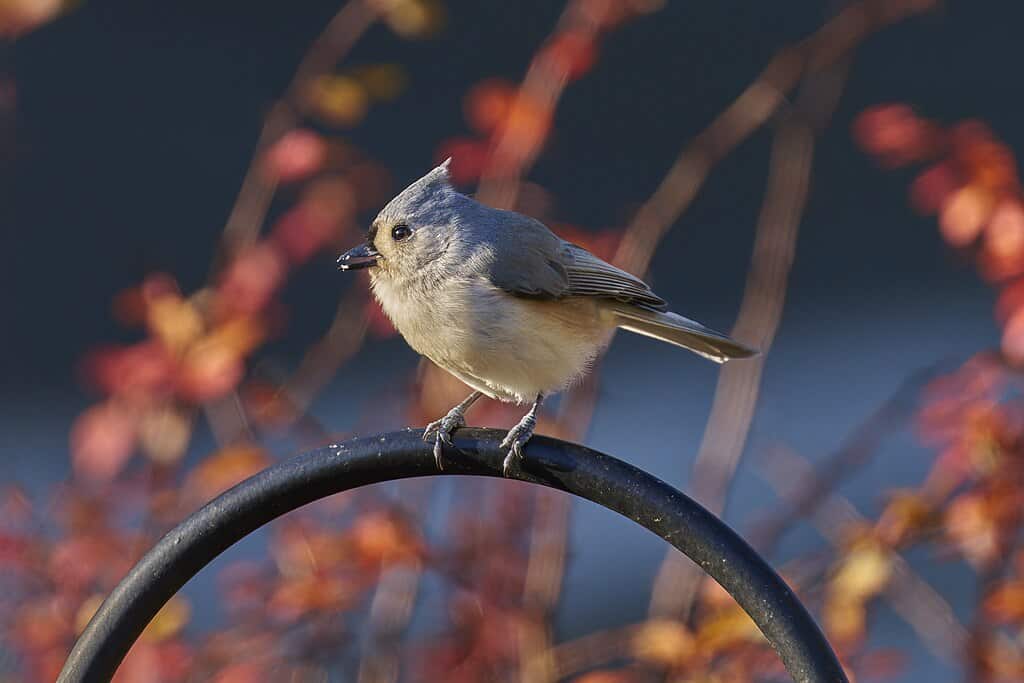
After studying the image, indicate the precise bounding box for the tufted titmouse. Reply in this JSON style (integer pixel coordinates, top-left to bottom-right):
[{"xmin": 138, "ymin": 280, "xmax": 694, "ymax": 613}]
[{"xmin": 338, "ymin": 160, "xmax": 756, "ymax": 475}]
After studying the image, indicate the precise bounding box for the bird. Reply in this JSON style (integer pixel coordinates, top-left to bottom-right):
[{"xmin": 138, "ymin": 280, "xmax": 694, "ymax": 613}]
[{"xmin": 338, "ymin": 159, "xmax": 756, "ymax": 476}]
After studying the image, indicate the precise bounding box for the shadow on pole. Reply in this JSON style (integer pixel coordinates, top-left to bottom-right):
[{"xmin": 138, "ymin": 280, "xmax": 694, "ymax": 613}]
[{"xmin": 58, "ymin": 428, "xmax": 848, "ymax": 683}]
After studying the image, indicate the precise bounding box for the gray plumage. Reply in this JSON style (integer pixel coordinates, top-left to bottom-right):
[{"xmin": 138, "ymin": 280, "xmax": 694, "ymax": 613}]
[{"xmin": 338, "ymin": 159, "xmax": 756, "ymax": 474}]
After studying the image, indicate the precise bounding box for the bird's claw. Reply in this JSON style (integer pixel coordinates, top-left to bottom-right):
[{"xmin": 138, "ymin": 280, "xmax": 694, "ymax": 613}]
[
  {"xmin": 500, "ymin": 414, "xmax": 536, "ymax": 477},
  {"xmin": 502, "ymin": 441, "xmax": 525, "ymax": 477},
  {"xmin": 432, "ymin": 435, "xmax": 446, "ymax": 471},
  {"xmin": 423, "ymin": 409, "xmax": 467, "ymax": 470}
]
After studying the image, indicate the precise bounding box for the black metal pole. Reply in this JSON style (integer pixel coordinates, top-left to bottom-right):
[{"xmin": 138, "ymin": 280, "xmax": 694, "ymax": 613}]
[{"xmin": 58, "ymin": 428, "xmax": 848, "ymax": 682}]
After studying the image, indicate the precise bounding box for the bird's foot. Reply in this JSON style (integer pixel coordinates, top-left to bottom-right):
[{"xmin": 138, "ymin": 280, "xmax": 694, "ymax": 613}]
[
  {"xmin": 500, "ymin": 412, "xmax": 537, "ymax": 477},
  {"xmin": 423, "ymin": 408, "xmax": 468, "ymax": 470}
]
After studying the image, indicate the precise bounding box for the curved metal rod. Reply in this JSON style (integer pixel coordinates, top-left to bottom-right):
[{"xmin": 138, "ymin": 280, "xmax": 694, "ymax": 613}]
[{"xmin": 58, "ymin": 428, "xmax": 848, "ymax": 683}]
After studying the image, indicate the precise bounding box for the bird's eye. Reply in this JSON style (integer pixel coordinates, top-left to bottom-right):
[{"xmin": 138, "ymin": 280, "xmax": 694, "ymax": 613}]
[{"xmin": 391, "ymin": 223, "xmax": 412, "ymax": 241}]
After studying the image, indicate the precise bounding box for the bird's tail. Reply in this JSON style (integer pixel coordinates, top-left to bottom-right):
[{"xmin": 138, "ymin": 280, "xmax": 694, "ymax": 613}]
[{"xmin": 609, "ymin": 304, "xmax": 757, "ymax": 364}]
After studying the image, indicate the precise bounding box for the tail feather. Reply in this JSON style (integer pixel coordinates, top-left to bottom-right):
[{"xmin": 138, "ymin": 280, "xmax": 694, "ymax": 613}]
[{"xmin": 610, "ymin": 305, "xmax": 757, "ymax": 364}]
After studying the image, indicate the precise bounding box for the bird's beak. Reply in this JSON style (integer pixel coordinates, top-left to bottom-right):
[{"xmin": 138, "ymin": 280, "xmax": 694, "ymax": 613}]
[{"xmin": 337, "ymin": 243, "xmax": 380, "ymax": 271}]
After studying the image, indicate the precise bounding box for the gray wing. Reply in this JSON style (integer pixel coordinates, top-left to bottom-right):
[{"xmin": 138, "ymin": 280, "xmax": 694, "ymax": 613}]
[
  {"xmin": 483, "ymin": 214, "xmax": 570, "ymax": 298},
  {"xmin": 485, "ymin": 213, "xmax": 666, "ymax": 311},
  {"xmin": 559, "ymin": 243, "xmax": 666, "ymax": 311}
]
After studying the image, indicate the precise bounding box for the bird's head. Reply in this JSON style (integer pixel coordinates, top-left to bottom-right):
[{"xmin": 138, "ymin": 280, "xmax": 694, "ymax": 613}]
[{"xmin": 337, "ymin": 158, "xmax": 464, "ymax": 281}]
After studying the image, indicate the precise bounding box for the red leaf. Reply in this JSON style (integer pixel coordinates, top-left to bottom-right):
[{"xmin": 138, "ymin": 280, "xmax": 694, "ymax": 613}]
[
  {"xmin": 70, "ymin": 402, "xmax": 138, "ymax": 482},
  {"xmin": 542, "ymin": 30, "xmax": 598, "ymax": 81},
  {"xmin": 262, "ymin": 129, "xmax": 326, "ymax": 183},
  {"xmin": 436, "ymin": 138, "xmax": 490, "ymax": 185},
  {"xmin": 215, "ymin": 243, "xmax": 287, "ymax": 318},
  {"xmin": 464, "ymin": 79, "xmax": 515, "ymax": 135},
  {"xmin": 909, "ymin": 162, "xmax": 961, "ymax": 215},
  {"xmin": 81, "ymin": 342, "xmax": 176, "ymax": 398}
]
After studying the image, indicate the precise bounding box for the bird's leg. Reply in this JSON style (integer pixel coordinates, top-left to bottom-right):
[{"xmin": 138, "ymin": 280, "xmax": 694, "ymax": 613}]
[
  {"xmin": 500, "ymin": 394, "xmax": 544, "ymax": 477},
  {"xmin": 424, "ymin": 391, "xmax": 483, "ymax": 470}
]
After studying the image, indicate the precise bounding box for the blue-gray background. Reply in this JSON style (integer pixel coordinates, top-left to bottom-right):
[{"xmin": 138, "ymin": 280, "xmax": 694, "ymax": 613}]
[{"xmin": 4, "ymin": 2, "xmax": 1016, "ymax": 680}]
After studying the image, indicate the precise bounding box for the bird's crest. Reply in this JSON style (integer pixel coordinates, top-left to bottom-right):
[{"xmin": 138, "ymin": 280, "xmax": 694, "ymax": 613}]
[{"xmin": 381, "ymin": 158, "xmax": 458, "ymax": 217}]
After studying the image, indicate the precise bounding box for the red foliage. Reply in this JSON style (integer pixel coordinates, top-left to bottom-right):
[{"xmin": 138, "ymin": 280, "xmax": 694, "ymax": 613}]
[
  {"xmin": 21, "ymin": 4, "xmax": 1024, "ymax": 682},
  {"xmin": 262, "ymin": 130, "xmax": 328, "ymax": 183},
  {"xmin": 856, "ymin": 103, "xmax": 1024, "ymax": 680},
  {"xmin": 856, "ymin": 105, "xmax": 1024, "ymax": 364},
  {"xmin": 541, "ymin": 29, "xmax": 598, "ymax": 82},
  {"xmin": 70, "ymin": 402, "xmax": 139, "ymax": 483}
]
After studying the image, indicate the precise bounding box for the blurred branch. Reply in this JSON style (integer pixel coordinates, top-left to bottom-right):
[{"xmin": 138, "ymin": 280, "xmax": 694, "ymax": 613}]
[
  {"xmin": 216, "ymin": 0, "xmax": 378, "ymax": 262},
  {"xmin": 203, "ymin": 391, "xmax": 255, "ymax": 447},
  {"xmin": 355, "ymin": 481, "xmax": 440, "ymax": 682},
  {"xmin": 475, "ymin": 1, "xmax": 666, "ymax": 210},
  {"xmin": 517, "ymin": 368, "xmax": 605, "ymax": 681},
  {"xmin": 626, "ymin": 2, "xmax": 941, "ymax": 619},
  {"xmin": 457, "ymin": 3, "xmax": 653, "ymax": 678},
  {"xmin": 761, "ymin": 446, "xmax": 968, "ymax": 664},
  {"xmin": 648, "ymin": 60, "xmax": 847, "ymax": 619},
  {"xmin": 475, "ymin": 0, "xmax": 606, "ymax": 210},
  {"xmin": 193, "ymin": 0, "xmax": 377, "ymax": 445},
  {"xmin": 266, "ymin": 279, "xmax": 371, "ymax": 424},
  {"xmin": 749, "ymin": 362, "xmax": 949, "ymax": 555},
  {"xmin": 357, "ymin": 561, "xmax": 423, "ymax": 683},
  {"xmin": 518, "ymin": 491, "xmax": 571, "ymax": 683},
  {"xmin": 542, "ymin": 624, "xmax": 640, "ymax": 679},
  {"xmin": 966, "ymin": 517, "xmax": 1023, "ymax": 681},
  {"xmin": 613, "ymin": 0, "xmax": 938, "ymax": 276}
]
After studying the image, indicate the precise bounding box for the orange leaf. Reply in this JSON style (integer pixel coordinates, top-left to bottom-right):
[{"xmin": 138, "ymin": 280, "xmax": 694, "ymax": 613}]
[
  {"xmin": 380, "ymin": 0, "xmax": 445, "ymax": 38},
  {"xmin": 351, "ymin": 511, "xmax": 421, "ymax": 565},
  {"xmin": 824, "ymin": 597, "xmax": 866, "ymax": 645},
  {"xmin": 499, "ymin": 94, "xmax": 551, "ymax": 156},
  {"xmin": 268, "ymin": 574, "xmax": 359, "ymax": 621},
  {"xmin": 176, "ymin": 337, "xmax": 244, "ymax": 403},
  {"xmin": 944, "ymin": 493, "xmax": 1000, "ymax": 567},
  {"xmin": 464, "ymin": 79, "xmax": 515, "ymax": 135},
  {"xmin": 188, "ymin": 445, "xmax": 270, "ymax": 502},
  {"xmin": 831, "ymin": 543, "xmax": 892, "ymax": 599},
  {"xmin": 206, "ymin": 316, "xmax": 266, "ymax": 356},
  {"xmin": 0, "ymin": 0, "xmax": 63, "ymax": 38},
  {"xmin": 75, "ymin": 594, "xmax": 105, "ymax": 635},
  {"xmin": 542, "ymin": 30, "xmax": 598, "ymax": 81},
  {"xmin": 939, "ymin": 185, "xmax": 994, "ymax": 247},
  {"xmin": 982, "ymin": 201, "xmax": 1024, "ymax": 276},
  {"xmin": 352, "ymin": 64, "xmax": 406, "ymax": 102},
  {"xmin": 694, "ymin": 605, "xmax": 763, "ymax": 652},
  {"xmin": 141, "ymin": 596, "xmax": 191, "ymax": 642},
  {"xmin": 631, "ymin": 619, "xmax": 695, "ymax": 667},
  {"xmin": 983, "ymin": 581, "xmax": 1024, "ymax": 623},
  {"xmin": 146, "ymin": 294, "xmax": 204, "ymax": 353},
  {"xmin": 307, "ymin": 75, "xmax": 369, "ymax": 127}
]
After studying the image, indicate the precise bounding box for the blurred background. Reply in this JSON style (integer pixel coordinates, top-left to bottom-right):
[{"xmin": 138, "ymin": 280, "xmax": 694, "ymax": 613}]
[{"xmin": 5, "ymin": 0, "xmax": 1024, "ymax": 681}]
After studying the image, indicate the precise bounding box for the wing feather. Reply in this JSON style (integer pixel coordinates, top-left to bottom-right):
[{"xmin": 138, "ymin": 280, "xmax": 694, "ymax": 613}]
[
  {"xmin": 483, "ymin": 215, "xmax": 569, "ymax": 298},
  {"xmin": 483, "ymin": 214, "xmax": 665, "ymax": 310},
  {"xmin": 560, "ymin": 243, "xmax": 666, "ymax": 310}
]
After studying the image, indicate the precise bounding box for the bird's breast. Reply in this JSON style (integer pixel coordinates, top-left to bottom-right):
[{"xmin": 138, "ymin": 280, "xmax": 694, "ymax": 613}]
[
  {"xmin": 370, "ymin": 275, "xmax": 476, "ymax": 364},
  {"xmin": 371, "ymin": 275, "xmax": 615, "ymax": 402}
]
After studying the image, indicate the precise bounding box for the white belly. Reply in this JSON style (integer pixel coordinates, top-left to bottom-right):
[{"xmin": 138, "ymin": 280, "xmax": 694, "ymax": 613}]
[{"xmin": 372, "ymin": 275, "xmax": 615, "ymax": 403}]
